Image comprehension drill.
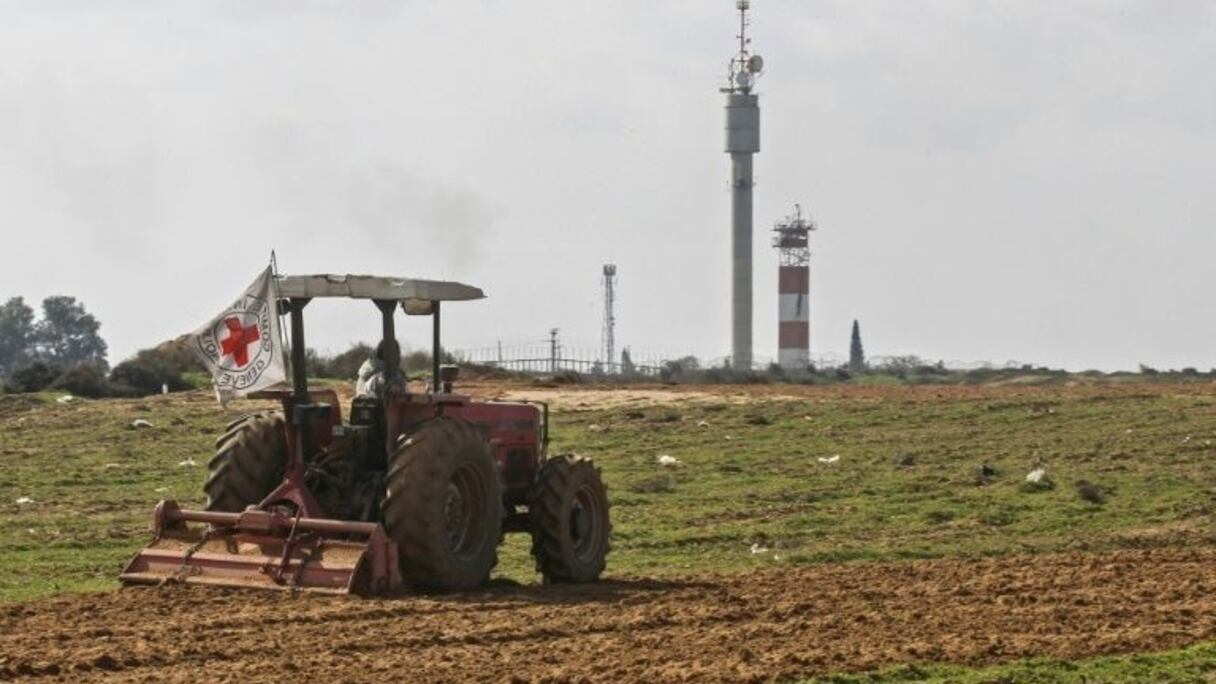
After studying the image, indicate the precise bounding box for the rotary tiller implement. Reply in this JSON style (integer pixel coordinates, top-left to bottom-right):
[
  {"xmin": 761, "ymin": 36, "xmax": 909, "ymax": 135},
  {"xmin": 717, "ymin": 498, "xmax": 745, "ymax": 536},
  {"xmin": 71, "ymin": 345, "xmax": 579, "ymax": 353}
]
[{"xmin": 119, "ymin": 501, "xmax": 400, "ymax": 595}]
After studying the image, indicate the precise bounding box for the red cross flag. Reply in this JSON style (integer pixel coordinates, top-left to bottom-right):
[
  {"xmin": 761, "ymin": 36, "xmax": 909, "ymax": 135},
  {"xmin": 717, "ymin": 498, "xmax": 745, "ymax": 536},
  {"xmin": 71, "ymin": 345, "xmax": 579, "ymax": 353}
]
[{"xmin": 190, "ymin": 266, "xmax": 287, "ymax": 405}]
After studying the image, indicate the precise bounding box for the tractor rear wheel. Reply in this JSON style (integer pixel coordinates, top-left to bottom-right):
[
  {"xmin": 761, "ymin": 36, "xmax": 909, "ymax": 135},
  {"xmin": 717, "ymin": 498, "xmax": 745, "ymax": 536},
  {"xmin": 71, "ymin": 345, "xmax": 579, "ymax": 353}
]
[
  {"xmin": 529, "ymin": 454, "xmax": 610, "ymax": 583},
  {"xmin": 204, "ymin": 412, "xmax": 288, "ymax": 512},
  {"xmin": 381, "ymin": 418, "xmax": 502, "ymax": 591}
]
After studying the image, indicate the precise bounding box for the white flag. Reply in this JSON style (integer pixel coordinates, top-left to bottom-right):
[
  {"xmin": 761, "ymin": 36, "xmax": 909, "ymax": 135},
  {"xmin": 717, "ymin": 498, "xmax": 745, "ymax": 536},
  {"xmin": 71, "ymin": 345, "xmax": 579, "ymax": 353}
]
[{"xmin": 190, "ymin": 266, "xmax": 287, "ymax": 405}]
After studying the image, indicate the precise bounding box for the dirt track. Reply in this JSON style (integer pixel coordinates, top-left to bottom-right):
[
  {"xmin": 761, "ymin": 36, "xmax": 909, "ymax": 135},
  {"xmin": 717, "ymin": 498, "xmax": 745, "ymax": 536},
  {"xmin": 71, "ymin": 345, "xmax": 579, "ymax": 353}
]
[{"xmin": 1, "ymin": 548, "xmax": 1214, "ymax": 682}]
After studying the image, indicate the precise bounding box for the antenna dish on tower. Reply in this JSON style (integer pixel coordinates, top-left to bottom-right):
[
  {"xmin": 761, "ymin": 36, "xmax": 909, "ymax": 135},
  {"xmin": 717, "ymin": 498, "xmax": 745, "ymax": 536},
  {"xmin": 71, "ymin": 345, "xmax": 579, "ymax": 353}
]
[{"xmin": 725, "ymin": 0, "xmax": 761, "ymax": 94}]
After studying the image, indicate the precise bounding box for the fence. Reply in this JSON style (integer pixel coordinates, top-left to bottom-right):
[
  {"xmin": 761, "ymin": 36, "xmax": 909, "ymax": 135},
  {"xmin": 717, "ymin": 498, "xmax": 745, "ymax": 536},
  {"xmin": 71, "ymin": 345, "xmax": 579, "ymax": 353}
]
[{"xmin": 452, "ymin": 340, "xmax": 667, "ymax": 377}]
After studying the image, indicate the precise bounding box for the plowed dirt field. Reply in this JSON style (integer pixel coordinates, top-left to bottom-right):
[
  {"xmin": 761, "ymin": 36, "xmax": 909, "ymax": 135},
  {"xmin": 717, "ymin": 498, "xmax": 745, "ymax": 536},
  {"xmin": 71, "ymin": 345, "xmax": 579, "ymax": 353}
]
[{"xmin": 1, "ymin": 547, "xmax": 1213, "ymax": 683}]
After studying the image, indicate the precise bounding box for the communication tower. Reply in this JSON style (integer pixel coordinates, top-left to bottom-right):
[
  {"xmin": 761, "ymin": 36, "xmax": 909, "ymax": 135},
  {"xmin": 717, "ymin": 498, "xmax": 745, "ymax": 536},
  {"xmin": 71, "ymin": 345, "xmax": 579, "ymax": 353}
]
[{"xmin": 721, "ymin": 0, "xmax": 764, "ymax": 368}]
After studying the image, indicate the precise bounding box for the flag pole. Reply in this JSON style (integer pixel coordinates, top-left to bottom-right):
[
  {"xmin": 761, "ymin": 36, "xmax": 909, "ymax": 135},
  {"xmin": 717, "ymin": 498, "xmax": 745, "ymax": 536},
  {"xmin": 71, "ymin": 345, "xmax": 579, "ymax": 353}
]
[{"xmin": 270, "ymin": 250, "xmax": 291, "ymax": 384}]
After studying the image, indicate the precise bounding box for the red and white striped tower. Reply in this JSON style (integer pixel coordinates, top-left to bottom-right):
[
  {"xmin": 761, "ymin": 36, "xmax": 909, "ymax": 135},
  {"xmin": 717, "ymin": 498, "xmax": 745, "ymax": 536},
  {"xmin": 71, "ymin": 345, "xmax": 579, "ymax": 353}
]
[{"xmin": 772, "ymin": 205, "xmax": 816, "ymax": 369}]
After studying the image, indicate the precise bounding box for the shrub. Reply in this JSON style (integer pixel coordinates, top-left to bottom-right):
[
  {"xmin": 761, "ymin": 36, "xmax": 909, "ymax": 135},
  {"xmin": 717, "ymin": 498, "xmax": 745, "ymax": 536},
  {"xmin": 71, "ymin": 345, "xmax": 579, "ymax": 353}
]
[
  {"xmin": 1075, "ymin": 480, "xmax": 1107, "ymax": 504},
  {"xmin": 401, "ymin": 348, "xmax": 457, "ymax": 376},
  {"xmin": 50, "ymin": 363, "xmax": 127, "ymax": 398},
  {"xmin": 660, "ymin": 356, "xmax": 701, "ymax": 380},
  {"xmin": 139, "ymin": 339, "xmax": 206, "ymax": 375},
  {"xmin": 459, "ymin": 361, "xmax": 518, "ymax": 381},
  {"xmin": 551, "ymin": 370, "xmax": 584, "ymax": 385},
  {"xmin": 307, "ymin": 342, "xmax": 467, "ymax": 381},
  {"xmin": 9, "ymin": 361, "xmax": 62, "ymax": 393},
  {"xmin": 701, "ymin": 368, "xmax": 771, "ymax": 385},
  {"xmin": 109, "ymin": 357, "xmax": 191, "ymax": 396},
  {"xmin": 307, "ymin": 343, "xmax": 374, "ymax": 379},
  {"xmin": 402, "ymin": 349, "xmax": 432, "ymax": 375},
  {"xmin": 104, "ymin": 339, "xmax": 205, "ymax": 397}
]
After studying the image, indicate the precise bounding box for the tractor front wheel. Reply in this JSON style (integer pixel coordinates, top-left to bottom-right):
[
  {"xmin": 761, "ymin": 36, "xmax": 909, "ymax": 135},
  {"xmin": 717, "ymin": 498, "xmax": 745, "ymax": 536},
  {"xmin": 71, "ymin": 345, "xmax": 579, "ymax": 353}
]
[
  {"xmin": 381, "ymin": 418, "xmax": 502, "ymax": 591},
  {"xmin": 529, "ymin": 455, "xmax": 610, "ymax": 583},
  {"xmin": 204, "ymin": 412, "xmax": 288, "ymax": 512}
]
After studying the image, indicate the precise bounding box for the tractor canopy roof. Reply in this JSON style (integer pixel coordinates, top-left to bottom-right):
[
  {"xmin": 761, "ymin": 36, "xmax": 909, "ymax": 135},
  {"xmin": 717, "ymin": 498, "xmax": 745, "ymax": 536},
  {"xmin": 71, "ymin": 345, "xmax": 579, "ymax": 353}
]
[{"xmin": 276, "ymin": 274, "xmax": 484, "ymax": 305}]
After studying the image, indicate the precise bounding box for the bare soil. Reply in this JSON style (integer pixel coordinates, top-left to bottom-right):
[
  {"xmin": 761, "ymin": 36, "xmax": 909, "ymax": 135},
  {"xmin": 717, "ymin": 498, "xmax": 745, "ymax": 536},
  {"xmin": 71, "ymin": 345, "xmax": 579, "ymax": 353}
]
[{"xmin": 1, "ymin": 547, "xmax": 1213, "ymax": 682}]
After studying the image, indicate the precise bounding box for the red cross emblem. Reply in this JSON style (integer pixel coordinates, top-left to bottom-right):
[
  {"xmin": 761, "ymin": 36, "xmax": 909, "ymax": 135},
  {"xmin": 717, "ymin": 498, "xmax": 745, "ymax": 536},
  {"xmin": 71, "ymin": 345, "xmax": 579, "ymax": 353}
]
[{"xmin": 220, "ymin": 316, "xmax": 261, "ymax": 368}]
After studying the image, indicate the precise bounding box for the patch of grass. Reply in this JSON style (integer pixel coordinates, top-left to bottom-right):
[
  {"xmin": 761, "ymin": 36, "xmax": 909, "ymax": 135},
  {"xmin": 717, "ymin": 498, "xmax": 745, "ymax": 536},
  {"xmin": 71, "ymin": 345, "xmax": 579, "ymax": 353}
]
[
  {"xmin": 1, "ymin": 382, "xmax": 1215, "ymax": 604},
  {"xmin": 0, "ymin": 391, "xmax": 270, "ymax": 602},
  {"xmin": 547, "ymin": 382, "xmax": 1216, "ymax": 580},
  {"xmin": 627, "ymin": 475, "xmax": 677, "ymax": 494}
]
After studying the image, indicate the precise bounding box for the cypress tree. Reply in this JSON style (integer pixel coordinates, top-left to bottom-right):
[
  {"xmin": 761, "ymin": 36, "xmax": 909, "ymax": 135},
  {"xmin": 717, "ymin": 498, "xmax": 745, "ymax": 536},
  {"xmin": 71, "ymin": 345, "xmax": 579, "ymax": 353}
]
[{"xmin": 849, "ymin": 319, "xmax": 865, "ymax": 373}]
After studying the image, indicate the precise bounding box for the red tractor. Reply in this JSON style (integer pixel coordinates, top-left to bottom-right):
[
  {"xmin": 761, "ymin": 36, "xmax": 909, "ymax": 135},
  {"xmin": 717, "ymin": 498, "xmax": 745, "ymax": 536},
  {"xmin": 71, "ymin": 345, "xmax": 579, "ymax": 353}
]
[{"xmin": 122, "ymin": 274, "xmax": 610, "ymax": 594}]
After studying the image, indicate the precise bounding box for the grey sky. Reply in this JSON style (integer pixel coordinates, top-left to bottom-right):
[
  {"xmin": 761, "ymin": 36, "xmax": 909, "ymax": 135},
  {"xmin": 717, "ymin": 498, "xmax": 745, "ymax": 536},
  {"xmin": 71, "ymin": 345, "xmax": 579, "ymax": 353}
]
[{"xmin": 1, "ymin": 1, "xmax": 1213, "ymax": 371}]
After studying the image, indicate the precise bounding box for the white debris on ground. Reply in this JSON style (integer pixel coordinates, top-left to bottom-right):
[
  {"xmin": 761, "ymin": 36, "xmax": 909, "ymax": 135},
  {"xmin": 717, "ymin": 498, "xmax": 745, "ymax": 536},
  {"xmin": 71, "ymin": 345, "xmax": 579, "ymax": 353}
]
[
  {"xmin": 55, "ymin": 395, "xmax": 75, "ymax": 404},
  {"xmin": 154, "ymin": 487, "xmax": 169, "ymax": 493},
  {"xmin": 15, "ymin": 497, "xmax": 35, "ymax": 505},
  {"xmin": 131, "ymin": 419, "xmax": 154, "ymax": 429},
  {"xmin": 587, "ymin": 424, "xmax": 605, "ymax": 433},
  {"xmin": 102, "ymin": 463, "xmax": 124, "ymax": 470},
  {"xmin": 749, "ymin": 542, "xmax": 769, "ymax": 554},
  {"xmin": 817, "ymin": 455, "xmax": 841, "ymax": 464},
  {"xmin": 1026, "ymin": 468, "xmax": 1048, "ymax": 484},
  {"xmin": 177, "ymin": 458, "xmax": 197, "ymax": 467},
  {"xmin": 697, "ymin": 420, "xmax": 710, "ymax": 428},
  {"xmin": 724, "ymin": 435, "xmax": 733, "ymax": 441},
  {"xmin": 656, "ymin": 454, "xmax": 682, "ymax": 467}
]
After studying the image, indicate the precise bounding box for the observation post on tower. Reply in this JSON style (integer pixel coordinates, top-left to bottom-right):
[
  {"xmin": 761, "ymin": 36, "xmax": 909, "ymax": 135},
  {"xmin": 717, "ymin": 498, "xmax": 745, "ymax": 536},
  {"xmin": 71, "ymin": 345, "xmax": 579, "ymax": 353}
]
[
  {"xmin": 772, "ymin": 204, "xmax": 816, "ymax": 369},
  {"xmin": 721, "ymin": 0, "xmax": 764, "ymax": 369}
]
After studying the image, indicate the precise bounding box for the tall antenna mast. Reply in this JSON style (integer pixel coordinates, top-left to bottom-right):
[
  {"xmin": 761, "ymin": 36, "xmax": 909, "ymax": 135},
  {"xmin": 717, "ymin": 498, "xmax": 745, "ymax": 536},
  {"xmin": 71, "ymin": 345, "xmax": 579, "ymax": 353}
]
[
  {"xmin": 601, "ymin": 264, "xmax": 617, "ymax": 372},
  {"xmin": 722, "ymin": 0, "xmax": 763, "ymax": 369}
]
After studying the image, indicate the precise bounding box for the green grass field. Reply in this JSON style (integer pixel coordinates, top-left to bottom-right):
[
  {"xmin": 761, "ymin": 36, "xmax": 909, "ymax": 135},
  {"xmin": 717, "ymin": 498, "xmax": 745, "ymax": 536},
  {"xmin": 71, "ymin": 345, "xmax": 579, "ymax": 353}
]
[{"xmin": 2, "ymin": 380, "xmax": 1214, "ymax": 680}]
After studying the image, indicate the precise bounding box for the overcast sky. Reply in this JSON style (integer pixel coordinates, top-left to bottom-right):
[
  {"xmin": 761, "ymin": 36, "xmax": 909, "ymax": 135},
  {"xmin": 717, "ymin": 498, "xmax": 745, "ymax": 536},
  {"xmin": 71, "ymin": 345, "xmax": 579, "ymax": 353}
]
[{"xmin": 1, "ymin": 1, "xmax": 1213, "ymax": 371}]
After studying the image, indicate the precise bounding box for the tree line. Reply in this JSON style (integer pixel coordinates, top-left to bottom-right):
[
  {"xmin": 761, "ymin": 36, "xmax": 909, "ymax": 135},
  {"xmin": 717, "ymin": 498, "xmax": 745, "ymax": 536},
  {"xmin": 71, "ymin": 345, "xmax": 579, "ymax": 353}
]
[
  {"xmin": 0, "ymin": 296, "xmax": 199, "ymax": 397},
  {"xmin": 0, "ymin": 296, "xmax": 107, "ymax": 376}
]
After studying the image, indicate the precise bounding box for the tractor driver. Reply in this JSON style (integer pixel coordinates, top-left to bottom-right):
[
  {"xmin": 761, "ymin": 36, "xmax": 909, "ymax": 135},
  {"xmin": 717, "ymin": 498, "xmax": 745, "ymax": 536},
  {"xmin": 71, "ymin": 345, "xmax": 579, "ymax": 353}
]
[{"xmin": 356, "ymin": 338, "xmax": 406, "ymax": 399}]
